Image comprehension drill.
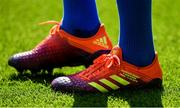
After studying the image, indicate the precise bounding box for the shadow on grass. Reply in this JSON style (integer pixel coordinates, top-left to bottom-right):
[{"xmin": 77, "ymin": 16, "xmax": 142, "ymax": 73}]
[
  {"xmin": 72, "ymin": 92, "xmax": 108, "ymax": 107},
  {"xmin": 72, "ymin": 87, "xmax": 164, "ymax": 107},
  {"xmin": 112, "ymin": 87, "xmax": 163, "ymax": 107},
  {"xmin": 9, "ymin": 72, "xmax": 64, "ymax": 85}
]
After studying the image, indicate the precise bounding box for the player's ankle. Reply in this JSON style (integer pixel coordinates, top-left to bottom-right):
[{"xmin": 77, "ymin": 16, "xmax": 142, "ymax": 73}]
[
  {"xmin": 122, "ymin": 52, "xmax": 155, "ymax": 67},
  {"xmin": 60, "ymin": 23, "xmax": 100, "ymax": 38}
]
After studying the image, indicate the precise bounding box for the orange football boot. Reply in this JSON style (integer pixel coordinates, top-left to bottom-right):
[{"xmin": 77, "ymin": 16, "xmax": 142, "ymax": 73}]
[
  {"xmin": 8, "ymin": 21, "xmax": 112, "ymax": 73},
  {"xmin": 51, "ymin": 46, "xmax": 162, "ymax": 92}
]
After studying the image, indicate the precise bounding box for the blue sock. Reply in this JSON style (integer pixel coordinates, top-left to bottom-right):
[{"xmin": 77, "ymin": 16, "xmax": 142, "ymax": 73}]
[
  {"xmin": 61, "ymin": 0, "xmax": 100, "ymax": 38},
  {"xmin": 117, "ymin": 0, "xmax": 155, "ymax": 67}
]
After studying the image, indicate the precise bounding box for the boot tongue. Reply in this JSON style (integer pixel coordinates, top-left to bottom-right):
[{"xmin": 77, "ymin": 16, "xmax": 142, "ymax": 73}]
[{"xmin": 110, "ymin": 46, "xmax": 122, "ymax": 59}]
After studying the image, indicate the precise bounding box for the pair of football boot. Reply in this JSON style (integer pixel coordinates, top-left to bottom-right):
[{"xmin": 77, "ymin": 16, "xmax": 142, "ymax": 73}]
[{"xmin": 8, "ymin": 21, "xmax": 162, "ymax": 93}]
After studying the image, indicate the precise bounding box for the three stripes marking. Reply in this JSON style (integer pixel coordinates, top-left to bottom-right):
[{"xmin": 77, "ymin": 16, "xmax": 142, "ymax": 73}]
[{"xmin": 88, "ymin": 75, "xmax": 130, "ymax": 93}]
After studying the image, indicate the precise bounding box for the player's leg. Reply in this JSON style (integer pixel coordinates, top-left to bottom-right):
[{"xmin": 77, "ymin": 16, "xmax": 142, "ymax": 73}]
[
  {"xmin": 51, "ymin": 0, "xmax": 162, "ymax": 92},
  {"xmin": 61, "ymin": 0, "xmax": 100, "ymax": 38},
  {"xmin": 117, "ymin": 0, "xmax": 155, "ymax": 67},
  {"xmin": 8, "ymin": 0, "xmax": 112, "ymax": 73}
]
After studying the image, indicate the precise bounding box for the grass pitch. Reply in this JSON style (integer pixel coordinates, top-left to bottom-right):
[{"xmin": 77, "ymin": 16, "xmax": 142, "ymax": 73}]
[{"xmin": 0, "ymin": 0, "xmax": 180, "ymax": 107}]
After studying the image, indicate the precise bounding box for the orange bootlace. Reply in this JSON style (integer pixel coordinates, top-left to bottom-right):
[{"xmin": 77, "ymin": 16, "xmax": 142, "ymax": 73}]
[
  {"xmin": 34, "ymin": 20, "xmax": 62, "ymax": 49},
  {"xmin": 79, "ymin": 54, "xmax": 121, "ymax": 80},
  {"xmin": 39, "ymin": 20, "xmax": 61, "ymax": 35}
]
